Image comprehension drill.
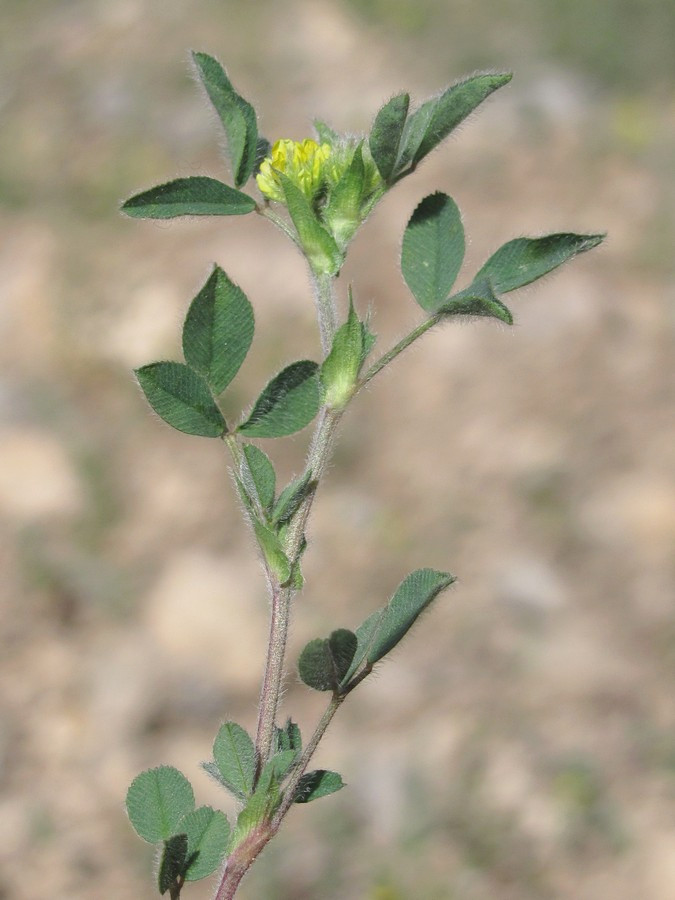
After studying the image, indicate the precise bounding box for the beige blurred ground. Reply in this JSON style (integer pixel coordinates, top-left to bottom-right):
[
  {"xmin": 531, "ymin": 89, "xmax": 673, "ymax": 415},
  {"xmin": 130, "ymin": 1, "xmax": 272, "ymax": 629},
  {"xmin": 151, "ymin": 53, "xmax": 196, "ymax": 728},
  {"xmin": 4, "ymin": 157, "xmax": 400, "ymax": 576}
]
[{"xmin": 1, "ymin": 1, "xmax": 674, "ymax": 898}]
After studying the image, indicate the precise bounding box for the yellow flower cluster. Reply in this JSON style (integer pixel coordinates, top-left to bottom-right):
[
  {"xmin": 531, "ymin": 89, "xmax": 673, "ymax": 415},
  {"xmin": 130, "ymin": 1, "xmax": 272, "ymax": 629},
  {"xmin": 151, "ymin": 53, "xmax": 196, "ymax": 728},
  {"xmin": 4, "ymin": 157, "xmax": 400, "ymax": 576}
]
[{"xmin": 256, "ymin": 138, "xmax": 333, "ymax": 202}]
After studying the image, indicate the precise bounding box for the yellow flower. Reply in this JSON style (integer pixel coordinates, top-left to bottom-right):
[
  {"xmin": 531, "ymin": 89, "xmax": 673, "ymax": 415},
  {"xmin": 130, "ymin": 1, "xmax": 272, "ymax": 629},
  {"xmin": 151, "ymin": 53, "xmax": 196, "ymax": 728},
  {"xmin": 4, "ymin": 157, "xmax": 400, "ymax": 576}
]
[{"xmin": 256, "ymin": 138, "xmax": 333, "ymax": 202}]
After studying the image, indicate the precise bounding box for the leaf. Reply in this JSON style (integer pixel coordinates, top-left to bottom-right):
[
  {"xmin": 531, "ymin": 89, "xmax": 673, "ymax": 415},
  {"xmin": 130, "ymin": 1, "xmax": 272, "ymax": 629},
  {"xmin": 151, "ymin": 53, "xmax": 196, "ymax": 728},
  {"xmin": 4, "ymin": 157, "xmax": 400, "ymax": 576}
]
[
  {"xmin": 238, "ymin": 361, "xmax": 320, "ymax": 438},
  {"xmin": 158, "ymin": 834, "xmax": 188, "ymax": 895},
  {"xmin": 241, "ymin": 443, "xmax": 276, "ymax": 512},
  {"xmin": 254, "ymin": 520, "xmax": 292, "ymax": 584},
  {"xmin": 342, "ymin": 569, "xmax": 455, "ymax": 686},
  {"xmin": 474, "ymin": 232, "xmax": 606, "ymax": 294},
  {"xmin": 401, "ymin": 192, "xmax": 464, "ymax": 311},
  {"xmin": 271, "ymin": 470, "xmax": 315, "ymax": 526},
  {"xmin": 294, "ymin": 770, "xmax": 345, "ymax": 803},
  {"xmin": 369, "ymin": 92, "xmax": 410, "ymax": 182},
  {"xmin": 213, "ymin": 722, "xmax": 256, "ymax": 801},
  {"xmin": 126, "ymin": 766, "xmax": 195, "ymax": 843},
  {"xmin": 279, "ymin": 175, "xmax": 343, "ymax": 276},
  {"xmin": 192, "ymin": 52, "xmax": 259, "ymax": 187},
  {"xmin": 135, "ymin": 362, "xmax": 226, "ymax": 438},
  {"xmin": 121, "ymin": 177, "xmax": 256, "ymax": 218},
  {"xmin": 275, "ymin": 719, "xmax": 302, "ymax": 754},
  {"xmin": 438, "ymin": 277, "xmax": 513, "ymax": 325},
  {"xmin": 180, "ymin": 806, "xmax": 230, "ymax": 882},
  {"xmin": 320, "ymin": 296, "xmax": 364, "ymax": 409},
  {"xmin": 396, "ymin": 73, "xmax": 512, "ymax": 176},
  {"xmin": 182, "ymin": 265, "xmax": 254, "ymax": 395},
  {"xmin": 298, "ymin": 629, "xmax": 358, "ymax": 692}
]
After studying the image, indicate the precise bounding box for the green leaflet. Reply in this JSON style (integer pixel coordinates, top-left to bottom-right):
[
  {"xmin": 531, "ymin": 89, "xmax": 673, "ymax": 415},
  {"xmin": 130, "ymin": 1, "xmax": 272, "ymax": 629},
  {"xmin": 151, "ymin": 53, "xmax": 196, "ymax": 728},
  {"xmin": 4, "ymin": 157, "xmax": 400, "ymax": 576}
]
[
  {"xmin": 238, "ymin": 361, "xmax": 321, "ymax": 438},
  {"xmin": 121, "ymin": 176, "xmax": 256, "ymax": 218},
  {"xmin": 298, "ymin": 629, "xmax": 358, "ymax": 692},
  {"xmin": 179, "ymin": 806, "xmax": 231, "ymax": 882},
  {"xmin": 212, "ymin": 722, "xmax": 256, "ymax": 800},
  {"xmin": 369, "ymin": 92, "xmax": 410, "ymax": 183},
  {"xmin": 342, "ymin": 569, "xmax": 455, "ymax": 686},
  {"xmin": 475, "ymin": 232, "xmax": 606, "ymax": 293},
  {"xmin": 439, "ymin": 277, "xmax": 513, "ymax": 325},
  {"xmin": 294, "ymin": 770, "xmax": 345, "ymax": 804},
  {"xmin": 241, "ymin": 443, "xmax": 276, "ymax": 512},
  {"xmin": 158, "ymin": 834, "xmax": 188, "ymax": 895},
  {"xmin": 135, "ymin": 362, "xmax": 226, "ymax": 438},
  {"xmin": 126, "ymin": 766, "xmax": 195, "ymax": 844},
  {"xmin": 395, "ymin": 73, "xmax": 512, "ymax": 177},
  {"xmin": 401, "ymin": 192, "xmax": 465, "ymax": 312},
  {"xmin": 182, "ymin": 265, "xmax": 254, "ymax": 395},
  {"xmin": 192, "ymin": 51, "xmax": 259, "ymax": 187}
]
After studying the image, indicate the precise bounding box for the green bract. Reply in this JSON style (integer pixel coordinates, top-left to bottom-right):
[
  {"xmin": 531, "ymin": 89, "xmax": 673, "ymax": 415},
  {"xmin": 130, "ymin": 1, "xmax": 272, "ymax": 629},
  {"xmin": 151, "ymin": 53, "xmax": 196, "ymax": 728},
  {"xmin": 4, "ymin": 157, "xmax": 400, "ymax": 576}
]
[{"xmin": 123, "ymin": 51, "xmax": 604, "ymax": 900}]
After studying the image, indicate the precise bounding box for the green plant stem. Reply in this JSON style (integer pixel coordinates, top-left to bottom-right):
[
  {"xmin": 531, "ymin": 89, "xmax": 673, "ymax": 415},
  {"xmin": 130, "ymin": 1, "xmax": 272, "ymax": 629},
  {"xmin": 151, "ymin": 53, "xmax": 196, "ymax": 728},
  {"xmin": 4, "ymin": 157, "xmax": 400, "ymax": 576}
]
[
  {"xmin": 312, "ymin": 271, "xmax": 338, "ymax": 356},
  {"xmin": 254, "ymin": 406, "xmax": 342, "ymax": 771},
  {"xmin": 359, "ymin": 312, "xmax": 441, "ymax": 388},
  {"xmin": 257, "ymin": 205, "xmax": 302, "ymax": 249}
]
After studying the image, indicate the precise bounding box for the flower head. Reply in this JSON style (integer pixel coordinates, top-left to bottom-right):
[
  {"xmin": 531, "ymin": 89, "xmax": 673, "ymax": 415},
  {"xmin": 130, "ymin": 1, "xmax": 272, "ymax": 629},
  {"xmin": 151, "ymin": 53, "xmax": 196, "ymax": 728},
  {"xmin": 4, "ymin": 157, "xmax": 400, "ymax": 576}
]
[{"xmin": 256, "ymin": 138, "xmax": 333, "ymax": 203}]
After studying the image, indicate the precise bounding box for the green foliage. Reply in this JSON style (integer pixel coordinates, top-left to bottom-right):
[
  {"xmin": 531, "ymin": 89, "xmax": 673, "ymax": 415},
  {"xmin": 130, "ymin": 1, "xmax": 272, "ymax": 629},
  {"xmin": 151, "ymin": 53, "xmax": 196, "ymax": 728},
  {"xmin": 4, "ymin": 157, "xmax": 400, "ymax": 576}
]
[
  {"xmin": 320, "ymin": 298, "xmax": 365, "ymax": 409},
  {"xmin": 121, "ymin": 177, "xmax": 256, "ymax": 218},
  {"xmin": 275, "ymin": 719, "xmax": 302, "ymax": 754},
  {"xmin": 475, "ymin": 232, "xmax": 605, "ymax": 293},
  {"xmin": 123, "ymin": 49, "xmax": 605, "ymax": 898},
  {"xmin": 271, "ymin": 470, "xmax": 315, "ymax": 526},
  {"xmin": 241, "ymin": 443, "xmax": 276, "ymax": 512},
  {"xmin": 299, "ymin": 629, "xmax": 358, "ymax": 692},
  {"xmin": 438, "ymin": 277, "xmax": 513, "ymax": 325},
  {"xmin": 179, "ymin": 806, "xmax": 230, "ymax": 881},
  {"xmin": 294, "ymin": 770, "xmax": 345, "ymax": 803},
  {"xmin": 396, "ymin": 73, "xmax": 512, "ymax": 177},
  {"xmin": 369, "ymin": 93, "xmax": 410, "ymax": 183},
  {"xmin": 342, "ymin": 569, "xmax": 455, "ymax": 686},
  {"xmin": 254, "ymin": 520, "xmax": 292, "ymax": 584},
  {"xmin": 158, "ymin": 833, "xmax": 188, "ymax": 895},
  {"xmin": 212, "ymin": 722, "xmax": 256, "ymax": 801},
  {"xmin": 323, "ymin": 144, "xmax": 368, "ymax": 247},
  {"xmin": 238, "ymin": 361, "xmax": 321, "ymax": 438},
  {"xmin": 401, "ymin": 192, "xmax": 464, "ymax": 311},
  {"xmin": 135, "ymin": 362, "xmax": 226, "ymax": 438},
  {"xmin": 191, "ymin": 52, "xmax": 259, "ymax": 188},
  {"xmin": 126, "ymin": 767, "xmax": 195, "ymax": 844},
  {"xmin": 182, "ymin": 266, "xmax": 254, "ymax": 396},
  {"xmin": 279, "ymin": 174, "xmax": 344, "ymax": 275}
]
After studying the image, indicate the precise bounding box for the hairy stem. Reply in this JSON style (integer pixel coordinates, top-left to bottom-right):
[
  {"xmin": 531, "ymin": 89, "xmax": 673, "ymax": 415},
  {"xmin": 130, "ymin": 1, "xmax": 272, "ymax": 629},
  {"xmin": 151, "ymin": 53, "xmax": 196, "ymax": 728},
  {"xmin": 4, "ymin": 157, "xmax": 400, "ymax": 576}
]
[
  {"xmin": 254, "ymin": 406, "xmax": 342, "ymax": 769},
  {"xmin": 272, "ymin": 693, "xmax": 343, "ymax": 828},
  {"xmin": 312, "ymin": 271, "xmax": 338, "ymax": 356},
  {"xmin": 359, "ymin": 312, "xmax": 441, "ymax": 388}
]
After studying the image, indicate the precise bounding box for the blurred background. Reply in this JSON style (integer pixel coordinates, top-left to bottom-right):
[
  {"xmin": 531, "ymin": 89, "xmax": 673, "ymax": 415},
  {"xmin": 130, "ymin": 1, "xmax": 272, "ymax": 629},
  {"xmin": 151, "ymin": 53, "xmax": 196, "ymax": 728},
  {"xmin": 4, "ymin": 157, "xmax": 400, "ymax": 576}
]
[{"xmin": 1, "ymin": 1, "xmax": 674, "ymax": 897}]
